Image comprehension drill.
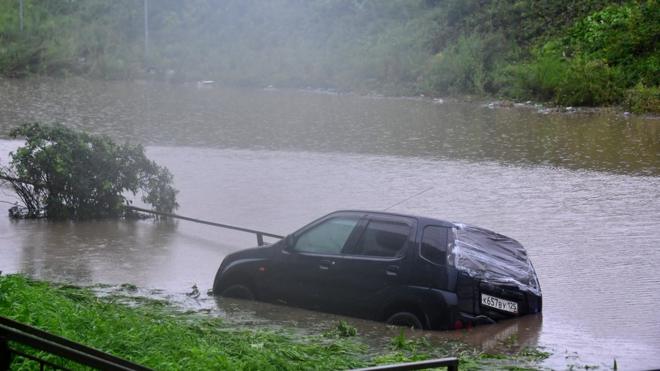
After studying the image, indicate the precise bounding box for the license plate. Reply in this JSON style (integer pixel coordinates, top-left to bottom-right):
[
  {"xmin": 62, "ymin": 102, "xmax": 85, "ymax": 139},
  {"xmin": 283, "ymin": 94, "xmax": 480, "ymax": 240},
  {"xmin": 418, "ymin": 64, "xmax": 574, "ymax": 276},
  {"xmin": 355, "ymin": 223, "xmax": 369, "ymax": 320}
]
[{"xmin": 481, "ymin": 293, "xmax": 518, "ymax": 314}]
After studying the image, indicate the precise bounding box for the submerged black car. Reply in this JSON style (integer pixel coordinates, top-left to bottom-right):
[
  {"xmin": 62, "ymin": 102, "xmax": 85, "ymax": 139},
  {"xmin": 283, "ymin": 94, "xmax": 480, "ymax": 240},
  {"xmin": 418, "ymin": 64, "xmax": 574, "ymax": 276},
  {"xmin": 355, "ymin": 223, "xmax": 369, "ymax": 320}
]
[{"xmin": 212, "ymin": 210, "xmax": 542, "ymax": 330}]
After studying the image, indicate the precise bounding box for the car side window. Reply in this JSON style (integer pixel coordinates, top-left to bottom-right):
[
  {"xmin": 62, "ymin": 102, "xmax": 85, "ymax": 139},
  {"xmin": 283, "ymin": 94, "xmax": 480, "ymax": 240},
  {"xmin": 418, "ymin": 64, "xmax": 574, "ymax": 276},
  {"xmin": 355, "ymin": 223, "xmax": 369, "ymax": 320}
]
[
  {"xmin": 353, "ymin": 220, "xmax": 410, "ymax": 257},
  {"xmin": 421, "ymin": 226, "xmax": 449, "ymax": 265},
  {"xmin": 293, "ymin": 217, "xmax": 359, "ymax": 254}
]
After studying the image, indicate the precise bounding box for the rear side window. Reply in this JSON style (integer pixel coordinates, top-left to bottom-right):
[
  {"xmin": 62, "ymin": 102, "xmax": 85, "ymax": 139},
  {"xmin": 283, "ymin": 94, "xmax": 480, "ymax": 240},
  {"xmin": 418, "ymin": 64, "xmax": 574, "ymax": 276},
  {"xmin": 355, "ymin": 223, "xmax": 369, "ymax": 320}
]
[
  {"xmin": 354, "ymin": 220, "xmax": 410, "ymax": 257},
  {"xmin": 293, "ymin": 217, "xmax": 359, "ymax": 254},
  {"xmin": 421, "ymin": 226, "xmax": 449, "ymax": 265}
]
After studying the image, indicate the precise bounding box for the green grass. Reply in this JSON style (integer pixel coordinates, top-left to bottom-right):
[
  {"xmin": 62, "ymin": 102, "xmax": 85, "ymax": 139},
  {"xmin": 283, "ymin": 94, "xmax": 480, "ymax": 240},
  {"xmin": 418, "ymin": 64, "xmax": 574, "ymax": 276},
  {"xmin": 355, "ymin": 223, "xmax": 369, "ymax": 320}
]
[{"xmin": 0, "ymin": 274, "xmax": 549, "ymax": 370}]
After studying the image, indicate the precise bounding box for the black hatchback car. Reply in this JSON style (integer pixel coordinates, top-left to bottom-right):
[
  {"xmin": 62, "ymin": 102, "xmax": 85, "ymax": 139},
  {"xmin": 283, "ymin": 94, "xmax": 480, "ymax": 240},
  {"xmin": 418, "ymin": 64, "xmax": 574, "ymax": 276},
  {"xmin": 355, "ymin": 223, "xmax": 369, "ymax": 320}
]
[{"xmin": 213, "ymin": 210, "xmax": 542, "ymax": 330}]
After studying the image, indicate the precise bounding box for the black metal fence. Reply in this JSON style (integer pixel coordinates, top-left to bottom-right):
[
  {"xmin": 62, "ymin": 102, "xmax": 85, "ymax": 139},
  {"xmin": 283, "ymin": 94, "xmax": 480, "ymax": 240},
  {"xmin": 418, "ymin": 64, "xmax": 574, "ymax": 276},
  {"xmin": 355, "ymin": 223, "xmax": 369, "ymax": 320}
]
[
  {"xmin": 1, "ymin": 315, "xmax": 459, "ymax": 371},
  {"xmin": 0, "ymin": 316, "xmax": 151, "ymax": 371}
]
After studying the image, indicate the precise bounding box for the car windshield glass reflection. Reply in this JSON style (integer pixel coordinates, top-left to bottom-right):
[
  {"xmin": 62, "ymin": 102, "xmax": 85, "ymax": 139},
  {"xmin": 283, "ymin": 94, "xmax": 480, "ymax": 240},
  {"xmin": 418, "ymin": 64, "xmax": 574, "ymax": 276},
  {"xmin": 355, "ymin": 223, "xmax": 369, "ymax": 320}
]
[{"xmin": 293, "ymin": 217, "xmax": 359, "ymax": 254}]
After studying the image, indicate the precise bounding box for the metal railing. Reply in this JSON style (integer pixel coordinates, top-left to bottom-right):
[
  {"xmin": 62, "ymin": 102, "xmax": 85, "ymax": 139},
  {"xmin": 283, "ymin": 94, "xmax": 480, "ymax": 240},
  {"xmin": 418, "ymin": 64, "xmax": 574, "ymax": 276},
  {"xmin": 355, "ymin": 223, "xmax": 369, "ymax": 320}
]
[
  {"xmin": 126, "ymin": 206, "xmax": 284, "ymax": 246},
  {"xmin": 1, "ymin": 316, "xmax": 459, "ymax": 371},
  {"xmin": 351, "ymin": 357, "xmax": 459, "ymax": 371},
  {"xmin": 0, "ymin": 316, "xmax": 151, "ymax": 371}
]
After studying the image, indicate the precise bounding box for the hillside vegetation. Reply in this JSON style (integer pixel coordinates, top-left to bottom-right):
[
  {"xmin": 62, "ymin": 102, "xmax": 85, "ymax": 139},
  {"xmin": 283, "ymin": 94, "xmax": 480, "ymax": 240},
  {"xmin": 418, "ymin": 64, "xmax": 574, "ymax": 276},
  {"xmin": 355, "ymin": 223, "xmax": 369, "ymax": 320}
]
[{"xmin": 0, "ymin": 0, "xmax": 657, "ymax": 111}]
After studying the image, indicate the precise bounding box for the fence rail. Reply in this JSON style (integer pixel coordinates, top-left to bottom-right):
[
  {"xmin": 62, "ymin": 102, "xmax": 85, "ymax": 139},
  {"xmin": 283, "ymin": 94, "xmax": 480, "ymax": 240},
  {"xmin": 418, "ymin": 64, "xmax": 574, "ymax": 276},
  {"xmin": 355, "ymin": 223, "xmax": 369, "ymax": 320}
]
[
  {"xmin": 1, "ymin": 316, "xmax": 459, "ymax": 371},
  {"xmin": 351, "ymin": 357, "xmax": 459, "ymax": 371},
  {"xmin": 126, "ymin": 206, "xmax": 284, "ymax": 246},
  {"xmin": 0, "ymin": 316, "xmax": 151, "ymax": 371}
]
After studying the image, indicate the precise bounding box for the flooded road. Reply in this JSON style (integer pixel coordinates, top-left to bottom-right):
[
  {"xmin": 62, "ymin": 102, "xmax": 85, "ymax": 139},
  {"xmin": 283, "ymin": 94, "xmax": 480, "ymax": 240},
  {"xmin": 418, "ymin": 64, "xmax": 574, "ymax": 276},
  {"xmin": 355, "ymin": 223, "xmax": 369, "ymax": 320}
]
[{"xmin": 1, "ymin": 78, "xmax": 659, "ymax": 369}]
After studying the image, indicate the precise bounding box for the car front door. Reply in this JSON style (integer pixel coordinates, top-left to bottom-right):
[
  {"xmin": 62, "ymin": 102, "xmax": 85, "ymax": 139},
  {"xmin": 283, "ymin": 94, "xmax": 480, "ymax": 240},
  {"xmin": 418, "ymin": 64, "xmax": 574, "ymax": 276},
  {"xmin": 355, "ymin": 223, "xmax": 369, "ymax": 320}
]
[
  {"xmin": 323, "ymin": 214, "xmax": 416, "ymax": 318},
  {"xmin": 266, "ymin": 213, "xmax": 364, "ymax": 310}
]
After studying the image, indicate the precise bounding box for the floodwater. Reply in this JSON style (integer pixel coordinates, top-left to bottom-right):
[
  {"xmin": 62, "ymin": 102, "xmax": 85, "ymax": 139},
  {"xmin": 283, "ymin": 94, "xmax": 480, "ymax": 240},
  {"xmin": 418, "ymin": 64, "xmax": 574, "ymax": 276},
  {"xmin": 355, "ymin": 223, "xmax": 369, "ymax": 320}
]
[{"xmin": 1, "ymin": 78, "xmax": 658, "ymax": 369}]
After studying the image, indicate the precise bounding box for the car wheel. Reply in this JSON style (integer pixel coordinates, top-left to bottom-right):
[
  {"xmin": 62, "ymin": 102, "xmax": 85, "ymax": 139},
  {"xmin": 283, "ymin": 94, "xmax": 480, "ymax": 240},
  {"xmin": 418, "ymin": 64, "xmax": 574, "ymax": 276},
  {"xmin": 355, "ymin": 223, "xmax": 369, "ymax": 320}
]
[
  {"xmin": 386, "ymin": 312, "xmax": 423, "ymax": 329},
  {"xmin": 220, "ymin": 284, "xmax": 255, "ymax": 300}
]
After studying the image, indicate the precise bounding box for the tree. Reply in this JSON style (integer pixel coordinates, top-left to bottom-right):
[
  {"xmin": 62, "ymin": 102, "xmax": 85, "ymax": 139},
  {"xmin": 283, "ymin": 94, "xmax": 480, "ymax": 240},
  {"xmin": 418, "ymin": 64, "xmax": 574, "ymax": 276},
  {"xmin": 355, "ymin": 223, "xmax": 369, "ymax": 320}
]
[{"xmin": 0, "ymin": 123, "xmax": 178, "ymax": 219}]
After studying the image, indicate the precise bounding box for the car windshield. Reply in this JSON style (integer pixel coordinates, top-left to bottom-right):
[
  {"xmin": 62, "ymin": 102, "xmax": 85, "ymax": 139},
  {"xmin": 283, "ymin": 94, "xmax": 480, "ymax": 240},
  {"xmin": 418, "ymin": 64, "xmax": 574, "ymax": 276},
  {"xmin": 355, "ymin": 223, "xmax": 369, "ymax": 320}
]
[{"xmin": 450, "ymin": 224, "xmax": 541, "ymax": 295}]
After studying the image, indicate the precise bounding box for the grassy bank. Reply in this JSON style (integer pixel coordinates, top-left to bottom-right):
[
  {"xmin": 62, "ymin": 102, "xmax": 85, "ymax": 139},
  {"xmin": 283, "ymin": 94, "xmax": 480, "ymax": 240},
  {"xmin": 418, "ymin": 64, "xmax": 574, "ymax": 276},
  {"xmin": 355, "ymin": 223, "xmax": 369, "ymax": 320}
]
[
  {"xmin": 0, "ymin": 1, "xmax": 657, "ymax": 112},
  {"xmin": 0, "ymin": 274, "xmax": 549, "ymax": 370}
]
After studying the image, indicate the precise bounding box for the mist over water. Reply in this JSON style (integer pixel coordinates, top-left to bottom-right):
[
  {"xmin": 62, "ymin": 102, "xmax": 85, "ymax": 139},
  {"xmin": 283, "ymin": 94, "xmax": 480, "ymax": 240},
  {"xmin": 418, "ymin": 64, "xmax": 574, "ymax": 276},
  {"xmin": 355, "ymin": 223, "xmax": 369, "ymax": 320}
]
[{"xmin": 1, "ymin": 79, "xmax": 659, "ymax": 369}]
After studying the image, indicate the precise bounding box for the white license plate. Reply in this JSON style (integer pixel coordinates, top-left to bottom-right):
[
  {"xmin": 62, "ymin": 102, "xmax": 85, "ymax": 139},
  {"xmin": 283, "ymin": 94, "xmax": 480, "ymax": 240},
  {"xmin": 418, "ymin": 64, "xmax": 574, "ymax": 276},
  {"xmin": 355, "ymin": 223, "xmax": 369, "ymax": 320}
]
[{"xmin": 481, "ymin": 293, "xmax": 519, "ymax": 314}]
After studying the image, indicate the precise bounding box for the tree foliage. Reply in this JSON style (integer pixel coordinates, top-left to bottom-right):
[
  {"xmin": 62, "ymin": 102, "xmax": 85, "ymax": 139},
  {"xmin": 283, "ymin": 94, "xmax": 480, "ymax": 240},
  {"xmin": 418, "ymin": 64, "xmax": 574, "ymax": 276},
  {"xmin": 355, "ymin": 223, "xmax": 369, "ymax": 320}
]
[
  {"xmin": 502, "ymin": 1, "xmax": 659, "ymax": 107},
  {"xmin": 0, "ymin": 123, "xmax": 178, "ymax": 219},
  {"xmin": 0, "ymin": 0, "xmax": 656, "ymax": 109}
]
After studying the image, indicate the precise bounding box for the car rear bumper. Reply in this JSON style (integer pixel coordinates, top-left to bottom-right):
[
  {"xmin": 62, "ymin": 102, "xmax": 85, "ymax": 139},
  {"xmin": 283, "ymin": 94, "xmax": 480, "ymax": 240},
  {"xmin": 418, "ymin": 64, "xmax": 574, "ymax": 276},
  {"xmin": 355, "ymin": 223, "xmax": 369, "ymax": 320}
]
[{"xmin": 446, "ymin": 273, "xmax": 542, "ymax": 328}]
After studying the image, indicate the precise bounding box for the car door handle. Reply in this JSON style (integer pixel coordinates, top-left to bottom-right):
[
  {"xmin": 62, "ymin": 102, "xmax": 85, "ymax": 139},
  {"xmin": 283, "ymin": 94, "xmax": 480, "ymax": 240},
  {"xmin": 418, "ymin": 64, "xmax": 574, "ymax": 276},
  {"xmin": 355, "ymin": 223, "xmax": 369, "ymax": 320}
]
[
  {"xmin": 386, "ymin": 265, "xmax": 399, "ymax": 276},
  {"xmin": 319, "ymin": 260, "xmax": 335, "ymax": 270}
]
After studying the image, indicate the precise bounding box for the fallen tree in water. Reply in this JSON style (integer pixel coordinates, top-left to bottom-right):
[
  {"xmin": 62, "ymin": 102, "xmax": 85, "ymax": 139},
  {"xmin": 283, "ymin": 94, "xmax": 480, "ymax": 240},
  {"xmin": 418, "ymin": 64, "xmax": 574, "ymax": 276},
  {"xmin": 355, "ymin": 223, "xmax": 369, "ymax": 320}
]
[{"xmin": 0, "ymin": 123, "xmax": 178, "ymax": 219}]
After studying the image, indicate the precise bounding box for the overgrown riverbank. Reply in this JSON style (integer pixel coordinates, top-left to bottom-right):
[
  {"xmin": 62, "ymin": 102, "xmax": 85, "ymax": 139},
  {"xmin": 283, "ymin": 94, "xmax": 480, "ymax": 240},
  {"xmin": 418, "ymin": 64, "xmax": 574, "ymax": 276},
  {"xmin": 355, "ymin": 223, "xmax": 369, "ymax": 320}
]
[
  {"xmin": 0, "ymin": 274, "xmax": 551, "ymax": 370},
  {"xmin": 0, "ymin": 1, "xmax": 657, "ymax": 112}
]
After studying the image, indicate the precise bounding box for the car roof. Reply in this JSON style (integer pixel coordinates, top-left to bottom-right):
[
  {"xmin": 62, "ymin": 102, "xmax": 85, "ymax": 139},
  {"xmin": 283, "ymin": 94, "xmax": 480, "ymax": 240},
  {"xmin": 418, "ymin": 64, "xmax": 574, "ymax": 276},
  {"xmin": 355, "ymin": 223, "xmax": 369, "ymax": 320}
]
[{"xmin": 329, "ymin": 210, "xmax": 456, "ymax": 228}]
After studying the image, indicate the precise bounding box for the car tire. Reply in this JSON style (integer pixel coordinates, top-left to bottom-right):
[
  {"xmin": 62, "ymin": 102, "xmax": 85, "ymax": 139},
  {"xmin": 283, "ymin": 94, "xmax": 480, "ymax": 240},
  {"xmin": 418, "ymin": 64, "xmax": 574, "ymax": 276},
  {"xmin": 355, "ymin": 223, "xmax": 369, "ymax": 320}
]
[
  {"xmin": 386, "ymin": 312, "xmax": 423, "ymax": 329},
  {"xmin": 220, "ymin": 284, "xmax": 255, "ymax": 300}
]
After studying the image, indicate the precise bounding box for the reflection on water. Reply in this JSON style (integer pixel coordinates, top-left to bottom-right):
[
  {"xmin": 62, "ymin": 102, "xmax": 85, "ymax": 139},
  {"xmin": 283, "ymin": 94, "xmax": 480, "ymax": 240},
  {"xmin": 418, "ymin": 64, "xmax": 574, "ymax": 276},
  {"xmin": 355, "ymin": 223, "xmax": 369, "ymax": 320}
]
[
  {"xmin": 8, "ymin": 218, "xmax": 178, "ymax": 286},
  {"xmin": 213, "ymin": 295, "xmax": 543, "ymax": 354},
  {"xmin": 1, "ymin": 78, "xmax": 659, "ymax": 369}
]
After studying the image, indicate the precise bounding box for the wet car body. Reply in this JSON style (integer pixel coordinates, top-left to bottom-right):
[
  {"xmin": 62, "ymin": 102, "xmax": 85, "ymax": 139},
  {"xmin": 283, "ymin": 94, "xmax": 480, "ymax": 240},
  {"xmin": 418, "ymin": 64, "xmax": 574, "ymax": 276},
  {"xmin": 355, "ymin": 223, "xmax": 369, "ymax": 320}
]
[{"xmin": 213, "ymin": 210, "xmax": 542, "ymax": 330}]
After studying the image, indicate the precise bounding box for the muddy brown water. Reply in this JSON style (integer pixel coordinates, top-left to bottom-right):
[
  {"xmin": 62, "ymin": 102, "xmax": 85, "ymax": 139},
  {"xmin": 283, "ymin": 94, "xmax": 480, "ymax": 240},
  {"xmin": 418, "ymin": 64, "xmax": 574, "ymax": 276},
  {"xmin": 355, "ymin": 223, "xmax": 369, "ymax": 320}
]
[{"xmin": 1, "ymin": 78, "xmax": 658, "ymax": 369}]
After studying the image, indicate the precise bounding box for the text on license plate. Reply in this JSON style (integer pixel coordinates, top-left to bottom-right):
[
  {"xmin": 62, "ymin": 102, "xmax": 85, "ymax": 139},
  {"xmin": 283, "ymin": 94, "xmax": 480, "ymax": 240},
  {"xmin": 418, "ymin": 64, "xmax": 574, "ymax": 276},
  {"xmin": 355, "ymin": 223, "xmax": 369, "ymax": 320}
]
[{"xmin": 481, "ymin": 294, "xmax": 518, "ymax": 314}]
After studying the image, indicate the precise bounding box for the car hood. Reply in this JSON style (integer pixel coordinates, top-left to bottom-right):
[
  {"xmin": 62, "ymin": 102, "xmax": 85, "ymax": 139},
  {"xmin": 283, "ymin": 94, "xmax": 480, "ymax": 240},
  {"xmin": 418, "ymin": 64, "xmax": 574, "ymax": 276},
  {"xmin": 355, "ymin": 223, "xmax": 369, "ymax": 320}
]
[
  {"xmin": 219, "ymin": 244, "xmax": 275, "ymax": 270},
  {"xmin": 450, "ymin": 224, "xmax": 541, "ymax": 296}
]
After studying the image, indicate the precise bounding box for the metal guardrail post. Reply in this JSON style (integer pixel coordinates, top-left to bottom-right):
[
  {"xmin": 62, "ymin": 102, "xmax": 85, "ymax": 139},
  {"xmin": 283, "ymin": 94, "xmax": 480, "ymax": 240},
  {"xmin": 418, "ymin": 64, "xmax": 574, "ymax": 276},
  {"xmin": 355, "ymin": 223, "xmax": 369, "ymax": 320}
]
[{"xmin": 1, "ymin": 336, "xmax": 11, "ymax": 371}]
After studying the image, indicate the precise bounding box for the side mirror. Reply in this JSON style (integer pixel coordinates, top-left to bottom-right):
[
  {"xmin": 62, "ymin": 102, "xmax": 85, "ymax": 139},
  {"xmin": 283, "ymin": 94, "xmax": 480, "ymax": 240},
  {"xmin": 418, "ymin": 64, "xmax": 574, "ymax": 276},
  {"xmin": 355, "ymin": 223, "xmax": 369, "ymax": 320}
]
[{"xmin": 283, "ymin": 234, "xmax": 296, "ymax": 251}]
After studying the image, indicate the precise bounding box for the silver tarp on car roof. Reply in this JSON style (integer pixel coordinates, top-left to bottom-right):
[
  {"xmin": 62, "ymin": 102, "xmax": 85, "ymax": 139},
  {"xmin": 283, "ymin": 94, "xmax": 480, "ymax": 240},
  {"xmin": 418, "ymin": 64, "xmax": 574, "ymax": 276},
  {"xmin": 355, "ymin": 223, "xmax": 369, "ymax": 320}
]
[{"xmin": 451, "ymin": 224, "xmax": 541, "ymax": 296}]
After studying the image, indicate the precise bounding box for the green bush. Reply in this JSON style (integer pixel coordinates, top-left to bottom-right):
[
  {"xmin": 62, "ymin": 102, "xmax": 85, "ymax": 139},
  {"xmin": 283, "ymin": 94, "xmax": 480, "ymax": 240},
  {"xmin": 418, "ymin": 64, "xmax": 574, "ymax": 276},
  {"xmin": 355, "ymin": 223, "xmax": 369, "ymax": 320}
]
[
  {"xmin": 500, "ymin": 1, "xmax": 657, "ymax": 108},
  {"xmin": 0, "ymin": 123, "xmax": 178, "ymax": 218},
  {"xmin": 564, "ymin": 1, "xmax": 659, "ymax": 86},
  {"xmin": 420, "ymin": 33, "xmax": 511, "ymax": 95},
  {"xmin": 624, "ymin": 83, "xmax": 660, "ymax": 113},
  {"xmin": 500, "ymin": 43, "xmax": 567, "ymax": 101},
  {"xmin": 503, "ymin": 53, "xmax": 625, "ymax": 106},
  {"xmin": 556, "ymin": 57, "xmax": 625, "ymax": 106}
]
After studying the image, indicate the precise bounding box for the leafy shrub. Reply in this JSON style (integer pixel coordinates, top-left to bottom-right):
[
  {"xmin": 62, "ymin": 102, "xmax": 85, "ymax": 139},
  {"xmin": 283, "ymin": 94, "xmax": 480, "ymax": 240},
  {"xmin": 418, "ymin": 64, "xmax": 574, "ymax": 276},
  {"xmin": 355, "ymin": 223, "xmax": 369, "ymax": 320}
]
[
  {"xmin": 499, "ymin": 43, "xmax": 567, "ymax": 101},
  {"xmin": 624, "ymin": 83, "xmax": 660, "ymax": 113},
  {"xmin": 556, "ymin": 57, "xmax": 625, "ymax": 106},
  {"xmin": 420, "ymin": 33, "xmax": 510, "ymax": 95},
  {"xmin": 564, "ymin": 1, "xmax": 659, "ymax": 85},
  {"xmin": 501, "ymin": 2, "xmax": 657, "ymax": 108},
  {"xmin": 0, "ymin": 123, "xmax": 178, "ymax": 219},
  {"xmin": 503, "ymin": 53, "xmax": 624, "ymax": 106}
]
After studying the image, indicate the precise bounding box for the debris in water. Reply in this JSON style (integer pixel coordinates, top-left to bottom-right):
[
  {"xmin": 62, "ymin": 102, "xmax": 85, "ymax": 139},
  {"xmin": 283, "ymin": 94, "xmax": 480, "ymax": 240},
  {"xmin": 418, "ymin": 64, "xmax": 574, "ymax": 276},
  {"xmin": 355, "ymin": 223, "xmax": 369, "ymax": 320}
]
[{"xmin": 186, "ymin": 284, "xmax": 200, "ymax": 298}]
